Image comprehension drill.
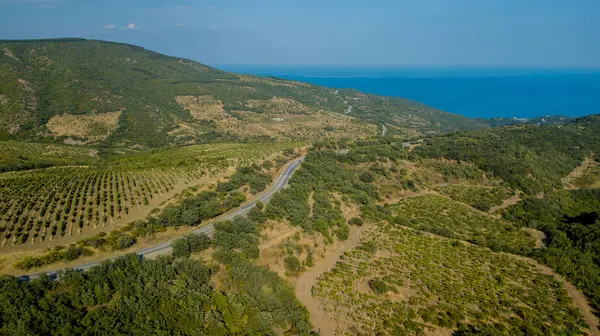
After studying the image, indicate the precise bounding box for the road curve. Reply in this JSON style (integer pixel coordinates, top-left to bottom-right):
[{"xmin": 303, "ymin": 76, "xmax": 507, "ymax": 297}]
[
  {"xmin": 26, "ymin": 156, "xmax": 305, "ymax": 279},
  {"xmin": 380, "ymin": 123, "xmax": 388, "ymax": 136}
]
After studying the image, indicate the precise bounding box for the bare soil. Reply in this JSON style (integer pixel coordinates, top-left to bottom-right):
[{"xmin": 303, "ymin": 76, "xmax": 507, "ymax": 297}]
[
  {"xmin": 292, "ymin": 224, "xmax": 368, "ymax": 336},
  {"xmin": 490, "ymin": 191, "xmax": 521, "ymax": 213},
  {"xmin": 563, "ymin": 157, "xmax": 596, "ymax": 189},
  {"xmin": 176, "ymin": 95, "xmax": 377, "ymax": 141},
  {"xmin": 46, "ymin": 111, "xmax": 121, "ymax": 142}
]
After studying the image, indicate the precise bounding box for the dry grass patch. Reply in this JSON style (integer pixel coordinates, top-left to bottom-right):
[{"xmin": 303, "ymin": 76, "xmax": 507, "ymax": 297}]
[
  {"xmin": 176, "ymin": 95, "xmax": 228, "ymax": 120},
  {"xmin": 246, "ymin": 97, "xmax": 311, "ymax": 114},
  {"xmin": 46, "ymin": 111, "xmax": 121, "ymax": 143},
  {"xmin": 3, "ymin": 48, "xmax": 19, "ymax": 61},
  {"xmin": 563, "ymin": 158, "xmax": 600, "ymax": 189},
  {"xmin": 177, "ymin": 95, "xmax": 377, "ymax": 141}
]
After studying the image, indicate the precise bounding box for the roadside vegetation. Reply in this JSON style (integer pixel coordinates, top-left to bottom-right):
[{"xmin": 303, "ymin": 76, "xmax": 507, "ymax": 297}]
[{"xmin": 0, "ymin": 253, "xmax": 311, "ymax": 335}]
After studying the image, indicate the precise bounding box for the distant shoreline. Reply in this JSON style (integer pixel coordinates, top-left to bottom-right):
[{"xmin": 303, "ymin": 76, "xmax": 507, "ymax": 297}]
[{"xmin": 218, "ymin": 66, "xmax": 600, "ymax": 119}]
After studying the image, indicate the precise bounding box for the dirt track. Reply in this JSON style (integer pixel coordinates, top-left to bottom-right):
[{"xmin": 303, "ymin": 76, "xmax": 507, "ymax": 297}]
[{"xmin": 293, "ymin": 224, "xmax": 368, "ymax": 336}]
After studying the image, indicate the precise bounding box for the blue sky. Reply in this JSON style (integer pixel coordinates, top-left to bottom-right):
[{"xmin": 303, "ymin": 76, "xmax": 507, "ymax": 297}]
[{"xmin": 0, "ymin": 0, "xmax": 599, "ymax": 67}]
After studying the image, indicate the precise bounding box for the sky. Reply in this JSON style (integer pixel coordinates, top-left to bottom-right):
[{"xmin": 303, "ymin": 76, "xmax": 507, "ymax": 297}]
[{"xmin": 0, "ymin": 0, "xmax": 599, "ymax": 67}]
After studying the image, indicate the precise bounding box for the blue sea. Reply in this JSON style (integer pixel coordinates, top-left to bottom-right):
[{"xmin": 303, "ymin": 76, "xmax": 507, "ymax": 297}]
[{"xmin": 218, "ymin": 66, "xmax": 600, "ymax": 119}]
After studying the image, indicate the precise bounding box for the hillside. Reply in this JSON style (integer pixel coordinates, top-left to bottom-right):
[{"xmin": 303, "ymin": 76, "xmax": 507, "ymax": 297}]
[
  {"xmin": 412, "ymin": 115, "xmax": 600, "ymax": 194},
  {"xmin": 0, "ymin": 38, "xmax": 487, "ymax": 147},
  {"xmin": 482, "ymin": 115, "xmax": 574, "ymax": 127},
  {"xmin": 2, "ymin": 118, "xmax": 600, "ymax": 334}
]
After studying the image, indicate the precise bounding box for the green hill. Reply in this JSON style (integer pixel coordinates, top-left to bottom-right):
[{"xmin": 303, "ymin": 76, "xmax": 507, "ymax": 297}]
[
  {"xmin": 0, "ymin": 38, "xmax": 487, "ymax": 147},
  {"xmin": 412, "ymin": 115, "xmax": 600, "ymax": 194}
]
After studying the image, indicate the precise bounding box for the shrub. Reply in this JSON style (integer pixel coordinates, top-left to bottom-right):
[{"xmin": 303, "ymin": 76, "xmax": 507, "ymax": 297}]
[
  {"xmin": 348, "ymin": 217, "xmax": 364, "ymax": 226},
  {"xmin": 284, "ymin": 255, "xmax": 303, "ymax": 276},
  {"xmin": 359, "ymin": 172, "xmax": 375, "ymax": 183},
  {"xmin": 172, "ymin": 233, "xmax": 211, "ymax": 258},
  {"xmin": 360, "ymin": 241, "xmax": 377, "ymax": 253},
  {"xmin": 369, "ymin": 278, "xmax": 389, "ymax": 294},
  {"xmin": 116, "ymin": 235, "xmax": 136, "ymax": 250}
]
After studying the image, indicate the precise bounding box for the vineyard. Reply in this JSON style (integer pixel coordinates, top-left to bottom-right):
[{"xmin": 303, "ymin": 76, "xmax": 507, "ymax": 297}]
[
  {"xmin": 312, "ymin": 225, "xmax": 588, "ymax": 335},
  {"xmin": 390, "ymin": 194, "xmax": 535, "ymax": 254},
  {"xmin": 0, "ymin": 142, "xmax": 300, "ymax": 250},
  {"xmin": 433, "ymin": 184, "xmax": 514, "ymax": 212},
  {"xmin": 0, "ymin": 140, "xmax": 98, "ymax": 172},
  {"xmin": 569, "ymin": 161, "xmax": 600, "ymax": 189}
]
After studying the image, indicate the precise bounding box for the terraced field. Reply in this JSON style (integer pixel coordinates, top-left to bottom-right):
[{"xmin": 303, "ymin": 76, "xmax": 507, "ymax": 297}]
[
  {"xmin": 0, "ymin": 140, "xmax": 98, "ymax": 172},
  {"xmin": 312, "ymin": 225, "xmax": 588, "ymax": 335},
  {"xmin": 0, "ymin": 142, "xmax": 300, "ymax": 249},
  {"xmin": 434, "ymin": 184, "xmax": 513, "ymax": 211},
  {"xmin": 569, "ymin": 161, "xmax": 600, "ymax": 189},
  {"xmin": 391, "ymin": 194, "xmax": 535, "ymax": 254}
]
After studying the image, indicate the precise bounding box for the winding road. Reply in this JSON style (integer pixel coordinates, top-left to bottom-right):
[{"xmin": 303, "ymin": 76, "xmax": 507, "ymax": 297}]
[
  {"xmin": 26, "ymin": 156, "xmax": 305, "ymax": 279},
  {"xmin": 380, "ymin": 123, "xmax": 388, "ymax": 136}
]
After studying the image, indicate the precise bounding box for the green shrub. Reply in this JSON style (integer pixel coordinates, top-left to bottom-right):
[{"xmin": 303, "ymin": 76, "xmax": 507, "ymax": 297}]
[
  {"xmin": 172, "ymin": 233, "xmax": 211, "ymax": 258},
  {"xmin": 116, "ymin": 235, "xmax": 136, "ymax": 250},
  {"xmin": 284, "ymin": 255, "xmax": 303, "ymax": 276},
  {"xmin": 348, "ymin": 217, "xmax": 364, "ymax": 226},
  {"xmin": 368, "ymin": 278, "xmax": 389, "ymax": 294}
]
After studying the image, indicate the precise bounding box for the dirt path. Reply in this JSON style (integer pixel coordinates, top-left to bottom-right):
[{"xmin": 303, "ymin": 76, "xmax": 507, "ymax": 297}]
[
  {"xmin": 294, "ymin": 224, "xmax": 368, "ymax": 336},
  {"xmin": 490, "ymin": 192, "xmax": 521, "ymax": 213},
  {"xmin": 563, "ymin": 157, "xmax": 596, "ymax": 189}
]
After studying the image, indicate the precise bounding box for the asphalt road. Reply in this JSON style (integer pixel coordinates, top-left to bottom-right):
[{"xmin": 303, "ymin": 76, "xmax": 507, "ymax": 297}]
[
  {"xmin": 380, "ymin": 123, "xmax": 388, "ymax": 136},
  {"xmin": 26, "ymin": 156, "xmax": 305, "ymax": 279}
]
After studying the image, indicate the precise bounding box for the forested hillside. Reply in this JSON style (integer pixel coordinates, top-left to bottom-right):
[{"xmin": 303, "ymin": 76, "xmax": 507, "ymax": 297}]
[
  {"xmin": 412, "ymin": 115, "xmax": 600, "ymax": 194},
  {"xmin": 0, "ymin": 38, "xmax": 486, "ymax": 147}
]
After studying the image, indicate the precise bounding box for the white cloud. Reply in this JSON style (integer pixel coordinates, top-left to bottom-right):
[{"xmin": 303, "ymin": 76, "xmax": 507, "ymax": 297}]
[
  {"xmin": 174, "ymin": 23, "xmax": 186, "ymax": 27},
  {"xmin": 123, "ymin": 23, "xmax": 141, "ymax": 30},
  {"xmin": 103, "ymin": 24, "xmax": 115, "ymax": 30}
]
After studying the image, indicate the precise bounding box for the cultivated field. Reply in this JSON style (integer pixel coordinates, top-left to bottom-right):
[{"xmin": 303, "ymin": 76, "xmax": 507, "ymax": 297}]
[
  {"xmin": 433, "ymin": 184, "xmax": 513, "ymax": 211},
  {"xmin": 0, "ymin": 142, "xmax": 299, "ymax": 250},
  {"xmin": 0, "ymin": 140, "xmax": 98, "ymax": 172},
  {"xmin": 390, "ymin": 194, "xmax": 536, "ymax": 253},
  {"xmin": 312, "ymin": 225, "xmax": 588, "ymax": 335}
]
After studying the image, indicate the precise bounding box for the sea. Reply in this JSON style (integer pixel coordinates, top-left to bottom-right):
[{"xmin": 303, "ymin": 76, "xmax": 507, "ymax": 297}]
[{"xmin": 218, "ymin": 66, "xmax": 600, "ymax": 119}]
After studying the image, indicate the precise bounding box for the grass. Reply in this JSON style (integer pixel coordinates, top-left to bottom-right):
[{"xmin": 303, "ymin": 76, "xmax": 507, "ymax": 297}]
[{"xmin": 312, "ymin": 225, "xmax": 587, "ymax": 335}]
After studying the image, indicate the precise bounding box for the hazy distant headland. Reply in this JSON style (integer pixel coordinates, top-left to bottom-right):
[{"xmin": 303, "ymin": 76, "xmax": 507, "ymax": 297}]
[{"xmin": 220, "ymin": 66, "xmax": 600, "ymax": 119}]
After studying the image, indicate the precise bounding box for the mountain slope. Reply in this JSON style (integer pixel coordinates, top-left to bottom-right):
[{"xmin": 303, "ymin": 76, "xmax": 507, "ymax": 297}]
[
  {"xmin": 1, "ymin": 38, "xmax": 487, "ymax": 147},
  {"xmin": 412, "ymin": 115, "xmax": 600, "ymax": 194}
]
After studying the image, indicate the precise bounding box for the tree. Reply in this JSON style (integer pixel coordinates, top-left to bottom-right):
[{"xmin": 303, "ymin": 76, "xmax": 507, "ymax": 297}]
[
  {"xmin": 348, "ymin": 217, "xmax": 364, "ymax": 226},
  {"xmin": 172, "ymin": 233, "xmax": 211, "ymax": 258},
  {"xmin": 181, "ymin": 208, "xmax": 201, "ymax": 226},
  {"xmin": 284, "ymin": 255, "xmax": 303, "ymax": 276}
]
